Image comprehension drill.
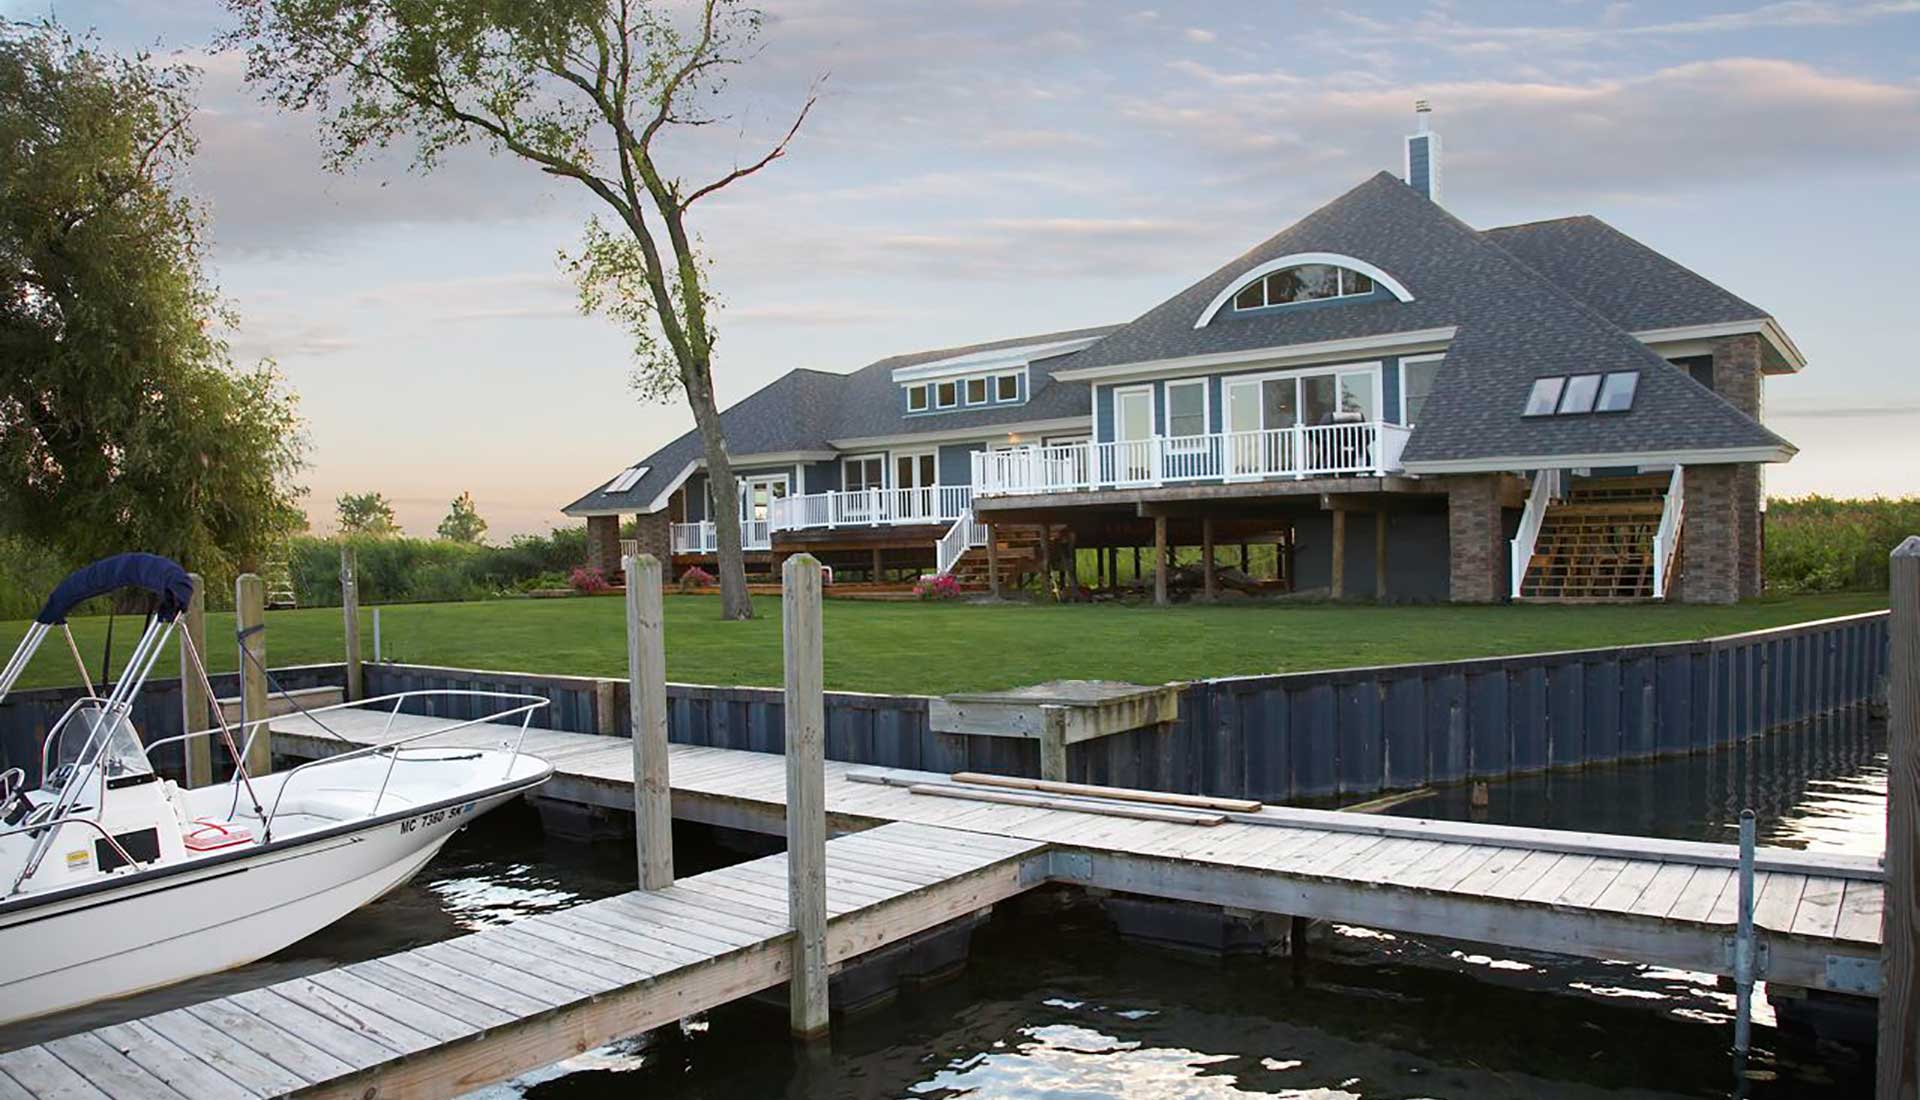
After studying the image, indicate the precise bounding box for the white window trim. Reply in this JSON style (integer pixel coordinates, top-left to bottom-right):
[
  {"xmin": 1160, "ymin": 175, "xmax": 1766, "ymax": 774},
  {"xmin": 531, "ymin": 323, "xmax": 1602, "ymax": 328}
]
[
  {"xmin": 934, "ymin": 380, "xmax": 959, "ymax": 409},
  {"xmin": 1163, "ymin": 378, "xmax": 1210, "ymax": 444},
  {"xmin": 1398, "ymin": 353, "xmax": 1445, "ymax": 427},
  {"xmin": 1195, "ymin": 253, "xmax": 1415, "ymax": 328},
  {"xmin": 1218, "ymin": 360, "xmax": 1384, "ymax": 431},
  {"xmin": 841, "ymin": 452, "xmax": 887, "ymax": 492},
  {"xmin": 906, "ymin": 384, "xmax": 929, "ymax": 413},
  {"xmin": 1112, "ymin": 383, "xmax": 1157, "ymax": 444},
  {"xmin": 995, "ymin": 371, "xmax": 1022, "ymax": 402},
  {"xmin": 964, "ymin": 376, "xmax": 989, "ymax": 405},
  {"xmin": 893, "ymin": 448, "xmax": 939, "ymax": 489}
]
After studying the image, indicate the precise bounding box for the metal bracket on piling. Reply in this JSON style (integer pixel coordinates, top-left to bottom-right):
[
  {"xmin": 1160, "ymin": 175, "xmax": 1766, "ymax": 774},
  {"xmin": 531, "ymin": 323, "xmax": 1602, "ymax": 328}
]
[
  {"xmin": 1823, "ymin": 954, "xmax": 1881, "ymax": 996},
  {"xmin": 1049, "ymin": 850, "xmax": 1093, "ymax": 884},
  {"xmin": 1731, "ymin": 809, "xmax": 1759, "ymax": 1065}
]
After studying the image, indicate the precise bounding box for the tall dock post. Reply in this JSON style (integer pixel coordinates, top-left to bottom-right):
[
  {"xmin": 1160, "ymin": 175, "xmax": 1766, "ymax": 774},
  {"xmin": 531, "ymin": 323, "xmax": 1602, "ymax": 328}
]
[
  {"xmin": 783, "ymin": 553, "xmax": 830, "ymax": 1038},
  {"xmin": 1881, "ymin": 538, "xmax": 1919, "ymax": 1097},
  {"xmin": 341, "ymin": 545, "xmax": 362, "ymax": 701},
  {"xmin": 626, "ymin": 553, "xmax": 674, "ymax": 890},
  {"xmin": 180, "ymin": 573, "xmax": 213, "ymax": 787},
  {"xmin": 235, "ymin": 573, "xmax": 272, "ymax": 776}
]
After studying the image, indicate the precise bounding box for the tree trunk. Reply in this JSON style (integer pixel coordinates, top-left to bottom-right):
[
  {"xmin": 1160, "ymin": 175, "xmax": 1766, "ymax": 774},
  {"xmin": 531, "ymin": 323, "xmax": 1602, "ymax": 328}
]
[{"xmin": 685, "ymin": 377, "xmax": 753, "ymax": 620}]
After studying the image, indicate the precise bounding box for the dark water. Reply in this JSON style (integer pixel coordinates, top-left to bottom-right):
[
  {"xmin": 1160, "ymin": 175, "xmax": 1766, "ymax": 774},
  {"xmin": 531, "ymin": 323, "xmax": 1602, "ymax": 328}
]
[{"xmin": 1, "ymin": 709, "xmax": 1886, "ymax": 1098}]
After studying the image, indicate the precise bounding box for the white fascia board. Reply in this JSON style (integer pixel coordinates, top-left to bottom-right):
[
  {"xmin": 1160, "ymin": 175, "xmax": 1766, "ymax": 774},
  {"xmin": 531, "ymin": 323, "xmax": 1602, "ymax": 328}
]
[
  {"xmin": 1401, "ymin": 443, "xmax": 1797, "ymax": 475},
  {"xmin": 1632, "ymin": 318, "xmax": 1805, "ymax": 374},
  {"xmin": 889, "ymin": 337, "xmax": 1105, "ymax": 384},
  {"xmin": 1051, "ymin": 327, "xmax": 1458, "ymax": 385},
  {"xmin": 829, "ymin": 416, "xmax": 1093, "ymax": 450}
]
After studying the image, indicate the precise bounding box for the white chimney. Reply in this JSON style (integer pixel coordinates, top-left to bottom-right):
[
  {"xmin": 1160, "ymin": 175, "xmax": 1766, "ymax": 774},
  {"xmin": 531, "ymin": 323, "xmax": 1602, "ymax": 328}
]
[{"xmin": 1406, "ymin": 99, "xmax": 1441, "ymax": 204}]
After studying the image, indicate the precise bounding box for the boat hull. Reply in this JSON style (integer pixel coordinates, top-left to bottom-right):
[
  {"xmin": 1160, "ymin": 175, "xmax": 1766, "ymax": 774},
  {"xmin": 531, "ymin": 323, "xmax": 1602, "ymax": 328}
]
[{"xmin": 0, "ymin": 778, "xmax": 536, "ymax": 1026}]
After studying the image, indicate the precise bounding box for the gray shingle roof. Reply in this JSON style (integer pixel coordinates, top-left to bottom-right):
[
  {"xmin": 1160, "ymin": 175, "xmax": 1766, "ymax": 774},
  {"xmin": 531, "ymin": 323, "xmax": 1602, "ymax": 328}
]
[
  {"xmin": 1482, "ymin": 215, "xmax": 1769, "ymax": 333},
  {"xmin": 562, "ymin": 325, "xmax": 1119, "ymax": 515}
]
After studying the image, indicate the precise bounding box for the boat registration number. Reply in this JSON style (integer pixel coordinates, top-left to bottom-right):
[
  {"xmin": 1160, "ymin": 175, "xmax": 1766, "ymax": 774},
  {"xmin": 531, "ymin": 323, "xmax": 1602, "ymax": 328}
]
[{"xmin": 399, "ymin": 801, "xmax": 478, "ymax": 834}]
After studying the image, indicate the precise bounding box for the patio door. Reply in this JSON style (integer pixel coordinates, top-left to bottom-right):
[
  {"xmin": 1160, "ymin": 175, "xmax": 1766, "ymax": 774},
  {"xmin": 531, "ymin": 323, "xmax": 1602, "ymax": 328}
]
[
  {"xmin": 895, "ymin": 451, "xmax": 937, "ymax": 520},
  {"xmin": 1114, "ymin": 386, "xmax": 1155, "ymax": 483},
  {"xmin": 842, "ymin": 454, "xmax": 885, "ymax": 523}
]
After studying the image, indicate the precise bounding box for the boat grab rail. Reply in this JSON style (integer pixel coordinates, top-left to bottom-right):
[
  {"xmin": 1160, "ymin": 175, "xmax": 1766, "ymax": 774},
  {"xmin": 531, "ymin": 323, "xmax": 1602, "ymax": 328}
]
[{"xmin": 0, "ymin": 813, "xmax": 140, "ymax": 878}]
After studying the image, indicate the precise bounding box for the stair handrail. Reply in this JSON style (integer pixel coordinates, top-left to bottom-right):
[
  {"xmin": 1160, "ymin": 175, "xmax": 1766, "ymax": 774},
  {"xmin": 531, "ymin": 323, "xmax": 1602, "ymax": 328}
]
[
  {"xmin": 1509, "ymin": 468, "xmax": 1561, "ymax": 599},
  {"xmin": 936, "ymin": 507, "xmax": 979, "ymax": 576},
  {"xmin": 1652, "ymin": 465, "xmax": 1686, "ymax": 599}
]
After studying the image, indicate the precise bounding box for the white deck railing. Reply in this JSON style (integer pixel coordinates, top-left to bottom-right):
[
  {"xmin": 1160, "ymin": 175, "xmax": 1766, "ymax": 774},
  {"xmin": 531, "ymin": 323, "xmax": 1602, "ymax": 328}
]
[
  {"xmin": 935, "ymin": 508, "xmax": 988, "ymax": 576},
  {"xmin": 1651, "ymin": 465, "xmax": 1686, "ymax": 600},
  {"xmin": 769, "ymin": 485, "xmax": 973, "ymax": 532},
  {"xmin": 670, "ymin": 519, "xmax": 771, "ymax": 554},
  {"xmin": 971, "ymin": 422, "xmax": 1413, "ymax": 497},
  {"xmin": 1508, "ymin": 468, "xmax": 1563, "ymax": 599}
]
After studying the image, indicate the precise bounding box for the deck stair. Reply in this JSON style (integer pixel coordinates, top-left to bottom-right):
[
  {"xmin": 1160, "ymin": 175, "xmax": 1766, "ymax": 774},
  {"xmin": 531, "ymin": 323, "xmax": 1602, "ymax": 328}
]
[
  {"xmin": 946, "ymin": 524, "xmax": 1045, "ymax": 589},
  {"xmin": 1519, "ymin": 474, "xmax": 1672, "ymax": 602}
]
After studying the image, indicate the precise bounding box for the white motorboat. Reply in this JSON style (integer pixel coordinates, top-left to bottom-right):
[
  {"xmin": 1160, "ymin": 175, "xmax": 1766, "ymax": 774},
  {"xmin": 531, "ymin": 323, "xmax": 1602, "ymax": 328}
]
[{"xmin": 0, "ymin": 554, "xmax": 554, "ymax": 1025}]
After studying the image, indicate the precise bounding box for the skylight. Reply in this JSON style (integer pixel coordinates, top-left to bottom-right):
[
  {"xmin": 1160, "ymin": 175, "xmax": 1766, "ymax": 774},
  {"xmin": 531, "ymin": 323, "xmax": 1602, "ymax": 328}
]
[
  {"xmin": 1523, "ymin": 372, "xmax": 1639, "ymax": 417},
  {"xmin": 606, "ymin": 465, "xmax": 649, "ymax": 492}
]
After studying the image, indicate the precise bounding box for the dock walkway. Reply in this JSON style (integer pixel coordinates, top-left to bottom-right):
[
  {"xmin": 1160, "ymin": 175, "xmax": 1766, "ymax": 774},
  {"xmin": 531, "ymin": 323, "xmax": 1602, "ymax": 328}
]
[
  {"xmin": 0, "ymin": 820, "xmax": 1044, "ymax": 1100},
  {"xmin": 0, "ymin": 707, "xmax": 1885, "ymax": 1098}
]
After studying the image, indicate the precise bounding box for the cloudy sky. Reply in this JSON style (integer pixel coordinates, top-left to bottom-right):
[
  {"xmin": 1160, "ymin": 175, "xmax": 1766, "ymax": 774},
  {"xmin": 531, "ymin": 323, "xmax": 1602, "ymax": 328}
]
[{"xmin": 14, "ymin": 1, "xmax": 1920, "ymax": 537}]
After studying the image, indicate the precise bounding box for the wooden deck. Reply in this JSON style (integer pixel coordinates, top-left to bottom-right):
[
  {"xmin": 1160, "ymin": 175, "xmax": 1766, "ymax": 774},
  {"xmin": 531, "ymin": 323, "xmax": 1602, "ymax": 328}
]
[
  {"xmin": 1, "ymin": 706, "xmax": 1885, "ymax": 1097},
  {"xmin": 266, "ymin": 708, "xmax": 1885, "ymax": 994},
  {"xmin": 0, "ymin": 820, "xmax": 1045, "ymax": 1099}
]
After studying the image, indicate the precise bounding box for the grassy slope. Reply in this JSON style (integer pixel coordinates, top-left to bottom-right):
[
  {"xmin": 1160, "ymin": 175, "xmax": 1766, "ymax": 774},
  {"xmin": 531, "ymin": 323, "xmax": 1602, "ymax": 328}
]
[{"xmin": 1, "ymin": 592, "xmax": 1886, "ymax": 697}]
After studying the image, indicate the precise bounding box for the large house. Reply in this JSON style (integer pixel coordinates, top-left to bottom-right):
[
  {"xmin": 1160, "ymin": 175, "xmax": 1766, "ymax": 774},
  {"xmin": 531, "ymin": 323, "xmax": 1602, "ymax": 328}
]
[{"xmin": 563, "ymin": 108, "xmax": 1801, "ymax": 604}]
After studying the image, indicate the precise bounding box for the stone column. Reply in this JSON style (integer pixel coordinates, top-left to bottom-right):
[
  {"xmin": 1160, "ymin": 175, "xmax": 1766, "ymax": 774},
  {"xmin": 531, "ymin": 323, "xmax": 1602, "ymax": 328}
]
[
  {"xmin": 1710, "ymin": 334, "xmax": 1766, "ymax": 598},
  {"xmin": 1446, "ymin": 476, "xmax": 1505, "ymax": 603},
  {"xmin": 586, "ymin": 514, "xmax": 621, "ymax": 577},
  {"xmin": 1678, "ymin": 463, "xmax": 1739, "ymax": 605},
  {"xmin": 630, "ymin": 511, "xmax": 672, "ymax": 572}
]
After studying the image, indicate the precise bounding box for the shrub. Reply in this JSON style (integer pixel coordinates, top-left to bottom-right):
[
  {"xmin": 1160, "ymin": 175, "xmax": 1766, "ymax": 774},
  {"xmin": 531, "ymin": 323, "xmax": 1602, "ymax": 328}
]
[
  {"xmin": 569, "ymin": 566, "xmax": 611, "ymax": 595},
  {"xmin": 913, "ymin": 573, "xmax": 963, "ymax": 601},
  {"xmin": 285, "ymin": 527, "xmax": 590, "ymax": 607},
  {"xmin": 678, "ymin": 565, "xmax": 716, "ymax": 592},
  {"xmin": 1766, "ymin": 496, "xmax": 1920, "ymax": 594}
]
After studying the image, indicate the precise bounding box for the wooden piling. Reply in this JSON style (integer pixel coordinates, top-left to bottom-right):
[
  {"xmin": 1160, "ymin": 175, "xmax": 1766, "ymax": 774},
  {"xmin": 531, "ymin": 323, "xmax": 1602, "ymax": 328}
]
[
  {"xmin": 1202, "ymin": 516, "xmax": 1217, "ymax": 603},
  {"xmin": 987, "ymin": 522, "xmax": 1001, "ymax": 598},
  {"xmin": 180, "ymin": 573, "xmax": 212, "ymax": 788},
  {"xmin": 1330, "ymin": 510, "xmax": 1347, "ymax": 600},
  {"xmin": 1153, "ymin": 515, "xmax": 1169, "ymax": 606},
  {"xmin": 1375, "ymin": 511, "xmax": 1388, "ymax": 602},
  {"xmin": 1880, "ymin": 537, "xmax": 1920, "ymax": 1097},
  {"xmin": 340, "ymin": 545, "xmax": 362, "ymax": 701},
  {"xmin": 1040, "ymin": 706, "xmax": 1069, "ymax": 783},
  {"xmin": 626, "ymin": 554, "xmax": 674, "ymax": 891},
  {"xmin": 1038, "ymin": 525, "xmax": 1053, "ymax": 601},
  {"xmin": 235, "ymin": 574, "xmax": 271, "ymax": 777},
  {"xmin": 783, "ymin": 553, "xmax": 830, "ymax": 1038}
]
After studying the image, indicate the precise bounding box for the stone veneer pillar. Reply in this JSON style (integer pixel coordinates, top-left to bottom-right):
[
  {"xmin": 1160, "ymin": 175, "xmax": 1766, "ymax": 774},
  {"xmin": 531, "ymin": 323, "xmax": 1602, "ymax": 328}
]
[
  {"xmin": 585, "ymin": 514, "xmax": 621, "ymax": 577},
  {"xmin": 1447, "ymin": 476, "xmax": 1505, "ymax": 603},
  {"xmin": 1709, "ymin": 334, "xmax": 1766, "ymax": 598},
  {"xmin": 630, "ymin": 511, "xmax": 672, "ymax": 574},
  {"xmin": 1678, "ymin": 464, "xmax": 1739, "ymax": 605}
]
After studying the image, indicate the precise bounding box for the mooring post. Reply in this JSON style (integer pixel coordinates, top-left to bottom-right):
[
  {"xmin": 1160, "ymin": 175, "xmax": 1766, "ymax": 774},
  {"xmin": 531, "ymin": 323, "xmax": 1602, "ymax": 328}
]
[
  {"xmin": 235, "ymin": 573, "xmax": 271, "ymax": 777},
  {"xmin": 1039, "ymin": 705, "xmax": 1069, "ymax": 782},
  {"xmin": 626, "ymin": 553, "xmax": 674, "ymax": 890},
  {"xmin": 1732, "ymin": 809, "xmax": 1757, "ymax": 1065},
  {"xmin": 1880, "ymin": 537, "xmax": 1920, "ymax": 1097},
  {"xmin": 340, "ymin": 545, "xmax": 362, "ymax": 701},
  {"xmin": 783, "ymin": 553, "xmax": 830, "ymax": 1039},
  {"xmin": 181, "ymin": 573, "xmax": 212, "ymax": 788}
]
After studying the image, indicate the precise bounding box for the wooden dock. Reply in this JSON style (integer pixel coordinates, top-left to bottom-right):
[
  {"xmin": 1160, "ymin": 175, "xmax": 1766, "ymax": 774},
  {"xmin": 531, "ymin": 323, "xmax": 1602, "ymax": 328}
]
[
  {"xmin": 0, "ymin": 704, "xmax": 1885, "ymax": 1098},
  {"xmin": 266, "ymin": 707, "xmax": 1886, "ymax": 995},
  {"xmin": 0, "ymin": 820, "xmax": 1045, "ymax": 1099}
]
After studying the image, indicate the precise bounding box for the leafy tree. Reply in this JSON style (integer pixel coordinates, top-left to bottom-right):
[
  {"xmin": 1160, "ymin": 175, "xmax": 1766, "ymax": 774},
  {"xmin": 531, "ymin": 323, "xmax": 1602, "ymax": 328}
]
[
  {"xmin": 226, "ymin": 0, "xmax": 819, "ymax": 621},
  {"xmin": 336, "ymin": 491, "xmax": 398, "ymax": 537},
  {"xmin": 0, "ymin": 22, "xmax": 306, "ymax": 586},
  {"xmin": 437, "ymin": 491, "xmax": 487, "ymax": 544}
]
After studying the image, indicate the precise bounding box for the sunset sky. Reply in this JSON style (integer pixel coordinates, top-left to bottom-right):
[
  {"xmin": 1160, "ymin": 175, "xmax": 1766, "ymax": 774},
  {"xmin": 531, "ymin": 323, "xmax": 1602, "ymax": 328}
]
[{"xmin": 16, "ymin": 0, "xmax": 1920, "ymax": 537}]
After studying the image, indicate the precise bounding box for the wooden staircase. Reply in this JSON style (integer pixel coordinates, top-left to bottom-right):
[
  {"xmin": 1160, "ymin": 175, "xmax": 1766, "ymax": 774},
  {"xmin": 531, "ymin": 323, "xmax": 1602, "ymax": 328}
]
[
  {"xmin": 946, "ymin": 524, "xmax": 1046, "ymax": 589},
  {"xmin": 1519, "ymin": 474, "xmax": 1671, "ymax": 602}
]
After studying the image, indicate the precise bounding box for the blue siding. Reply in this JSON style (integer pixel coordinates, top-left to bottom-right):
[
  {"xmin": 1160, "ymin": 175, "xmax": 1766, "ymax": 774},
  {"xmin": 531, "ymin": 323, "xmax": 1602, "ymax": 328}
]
[
  {"xmin": 1382, "ymin": 359, "xmax": 1402, "ymax": 424},
  {"xmin": 939, "ymin": 442, "xmax": 984, "ymax": 486},
  {"xmin": 804, "ymin": 461, "xmax": 839, "ymax": 494}
]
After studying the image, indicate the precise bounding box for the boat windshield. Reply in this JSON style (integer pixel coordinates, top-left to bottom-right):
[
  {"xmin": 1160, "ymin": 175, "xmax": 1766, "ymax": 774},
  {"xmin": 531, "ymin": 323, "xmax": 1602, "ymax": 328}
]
[{"xmin": 48, "ymin": 702, "xmax": 155, "ymax": 788}]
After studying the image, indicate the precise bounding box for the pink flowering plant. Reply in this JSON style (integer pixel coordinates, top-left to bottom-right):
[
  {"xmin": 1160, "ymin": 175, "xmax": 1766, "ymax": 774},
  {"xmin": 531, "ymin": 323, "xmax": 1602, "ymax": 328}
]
[
  {"xmin": 913, "ymin": 573, "xmax": 963, "ymax": 601},
  {"xmin": 568, "ymin": 566, "xmax": 611, "ymax": 594},
  {"xmin": 678, "ymin": 565, "xmax": 716, "ymax": 591}
]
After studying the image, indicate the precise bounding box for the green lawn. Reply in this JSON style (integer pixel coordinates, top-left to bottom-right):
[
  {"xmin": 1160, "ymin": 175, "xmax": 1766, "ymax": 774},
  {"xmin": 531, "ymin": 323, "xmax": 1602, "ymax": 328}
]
[{"xmin": 0, "ymin": 591, "xmax": 1887, "ymax": 697}]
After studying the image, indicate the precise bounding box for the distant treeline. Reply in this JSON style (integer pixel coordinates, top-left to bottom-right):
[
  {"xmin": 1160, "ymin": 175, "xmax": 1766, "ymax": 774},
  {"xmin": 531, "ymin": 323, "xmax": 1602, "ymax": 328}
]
[{"xmin": 1765, "ymin": 495, "xmax": 1920, "ymax": 595}]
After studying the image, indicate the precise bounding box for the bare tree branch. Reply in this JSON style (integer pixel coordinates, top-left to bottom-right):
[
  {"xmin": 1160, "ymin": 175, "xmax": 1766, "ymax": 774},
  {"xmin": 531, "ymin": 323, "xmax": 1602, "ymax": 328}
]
[{"xmin": 683, "ymin": 85, "xmax": 820, "ymax": 208}]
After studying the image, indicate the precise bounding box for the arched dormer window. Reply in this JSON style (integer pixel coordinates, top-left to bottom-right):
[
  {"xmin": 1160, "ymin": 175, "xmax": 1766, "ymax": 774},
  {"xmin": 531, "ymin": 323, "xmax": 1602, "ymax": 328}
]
[{"xmin": 1194, "ymin": 252, "xmax": 1413, "ymax": 329}]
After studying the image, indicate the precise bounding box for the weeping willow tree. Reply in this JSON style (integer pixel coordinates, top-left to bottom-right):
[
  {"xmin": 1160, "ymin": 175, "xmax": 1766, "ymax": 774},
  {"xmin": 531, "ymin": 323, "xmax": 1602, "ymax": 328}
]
[
  {"xmin": 225, "ymin": 0, "xmax": 818, "ymax": 621},
  {"xmin": 0, "ymin": 22, "xmax": 307, "ymax": 592}
]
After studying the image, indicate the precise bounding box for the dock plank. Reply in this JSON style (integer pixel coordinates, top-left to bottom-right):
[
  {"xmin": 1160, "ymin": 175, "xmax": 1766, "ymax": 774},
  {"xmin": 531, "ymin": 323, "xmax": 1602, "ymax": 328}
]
[{"xmin": 0, "ymin": 1047, "xmax": 111, "ymax": 1100}]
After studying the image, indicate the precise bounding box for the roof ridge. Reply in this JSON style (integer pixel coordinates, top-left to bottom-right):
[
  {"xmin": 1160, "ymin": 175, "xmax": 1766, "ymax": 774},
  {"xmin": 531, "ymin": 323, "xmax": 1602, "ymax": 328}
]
[{"xmin": 1483, "ymin": 213, "xmax": 1596, "ymax": 233}]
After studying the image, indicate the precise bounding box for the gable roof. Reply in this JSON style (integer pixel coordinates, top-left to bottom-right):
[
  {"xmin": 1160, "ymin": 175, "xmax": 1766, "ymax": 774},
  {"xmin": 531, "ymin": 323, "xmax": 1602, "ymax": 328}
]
[
  {"xmin": 1046, "ymin": 172, "xmax": 1791, "ymax": 470},
  {"xmin": 1482, "ymin": 215, "xmax": 1767, "ymax": 334},
  {"xmin": 562, "ymin": 324, "xmax": 1119, "ymax": 516}
]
